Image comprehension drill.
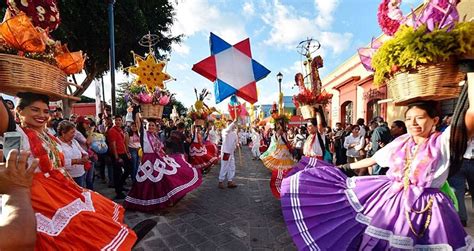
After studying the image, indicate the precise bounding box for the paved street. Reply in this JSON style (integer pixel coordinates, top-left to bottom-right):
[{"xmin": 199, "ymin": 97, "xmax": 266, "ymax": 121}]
[
  {"xmin": 96, "ymin": 147, "xmax": 295, "ymax": 250},
  {"xmin": 95, "ymin": 148, "xmax": 474, "ymax": 250}
]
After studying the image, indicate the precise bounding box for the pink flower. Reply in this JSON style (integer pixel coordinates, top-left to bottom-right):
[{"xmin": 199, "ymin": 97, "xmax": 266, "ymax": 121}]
[
  {"xmin": 159, "ymin": 95, "xmax": 170, "ymax": 105},
  {"xmin": 138, "ymin": 93, "xmax": 153, "ymax": 104}
]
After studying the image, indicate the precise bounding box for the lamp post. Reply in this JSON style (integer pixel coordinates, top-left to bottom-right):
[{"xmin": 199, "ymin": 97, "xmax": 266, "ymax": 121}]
[
  {"xmin": 277, "ymin": 72, "xmax": 283, "ymax": 114},
  {"xmin": 108, "ymin": 0, "xmax": 116, "ymax": 115}
]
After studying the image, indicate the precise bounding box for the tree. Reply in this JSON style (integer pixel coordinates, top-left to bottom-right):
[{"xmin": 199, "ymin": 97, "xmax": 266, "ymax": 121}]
[
  {"xmin": 78, "ymin": 96, "xmax": 96, "ymax": 103},
  {"xmin": 116, "ymin": 82, "xmax": 131, "ymax": 116}
]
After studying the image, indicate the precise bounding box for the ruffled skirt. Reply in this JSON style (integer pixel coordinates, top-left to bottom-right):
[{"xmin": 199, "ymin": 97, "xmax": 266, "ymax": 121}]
[
  {"xmin": 189, "ymin": 142, "xmax": 218, "ymax": 169},
  {"xmin": 280, "ymin": 159, "xmax": 472, "ymax": 250},
  {"xmin": 32, "ymin": 170, "xmax": 136, "ymax": 250},
  {"xmin": 262, "ymin": 144, "xmax": 295, "ymax": 171},
  {"xmin": 124, "ymin": 153, "xmax": 202, "ymax": 212}
]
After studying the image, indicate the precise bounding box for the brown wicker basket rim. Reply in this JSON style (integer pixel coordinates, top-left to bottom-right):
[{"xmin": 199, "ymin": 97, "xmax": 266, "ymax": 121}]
[{"xmin": 0, "ymin": 53, "xmax": 79, "ymax": 101}]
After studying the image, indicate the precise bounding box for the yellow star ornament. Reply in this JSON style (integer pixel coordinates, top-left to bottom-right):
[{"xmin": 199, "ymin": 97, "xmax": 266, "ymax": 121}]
[{"xmin": 129, "ymin": 53, "xmax": 171, "ymax": 91}]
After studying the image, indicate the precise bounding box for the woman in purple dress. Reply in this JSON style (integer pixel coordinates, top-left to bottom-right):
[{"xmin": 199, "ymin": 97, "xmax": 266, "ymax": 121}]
[
  {"xmin": 281, "ymin": 81, "xmax": 474, "ymax": 250},
  {"xmin": 124, "ymin": 119, "xmax": 202, "ymax": 212}
]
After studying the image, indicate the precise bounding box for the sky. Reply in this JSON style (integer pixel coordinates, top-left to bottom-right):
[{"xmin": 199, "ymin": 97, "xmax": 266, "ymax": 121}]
[{"xmin": 83, "ymin": 0, "xmax": 422, "ymax": 110}]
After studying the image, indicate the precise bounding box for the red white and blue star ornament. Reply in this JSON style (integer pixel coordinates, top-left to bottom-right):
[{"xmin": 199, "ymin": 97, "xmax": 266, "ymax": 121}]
[{"xmin": 192, "ymin": 33, "xmax": 271, "ymax": 104}]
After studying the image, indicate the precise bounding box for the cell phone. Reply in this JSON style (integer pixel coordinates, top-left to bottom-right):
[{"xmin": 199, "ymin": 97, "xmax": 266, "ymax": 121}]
[{"xmin": 3, "ymin": 131, "xmax": 22, "ymax": 161}]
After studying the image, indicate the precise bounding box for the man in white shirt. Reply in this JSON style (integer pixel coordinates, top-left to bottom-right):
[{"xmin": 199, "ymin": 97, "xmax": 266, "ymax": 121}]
[
  {"xmin": 250, "ymin": 127, "xmax": 261, "ymax": 160},
  {"xmin": 218, "ymin": 119, "xmax": 238, "ymax": 189}
]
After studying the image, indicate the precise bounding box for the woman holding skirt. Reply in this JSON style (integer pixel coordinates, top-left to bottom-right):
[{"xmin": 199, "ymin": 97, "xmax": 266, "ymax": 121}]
[
  {"xmin": 281, "ymin": 90, "xmax": 474, "ymax": 250},
  {"xmin": 124, "ymin": 119, "xmax": 202, "ymax": 212}
]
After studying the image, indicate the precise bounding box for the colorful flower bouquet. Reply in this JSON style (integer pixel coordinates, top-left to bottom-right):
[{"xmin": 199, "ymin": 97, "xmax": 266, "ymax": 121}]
[
  {"xmin": 269, "ymin": 103, "xmax": 290, "ymax": 126},
  {"xmin": 365, "ymin": 0, "xmax": 473, "ymax": 105},
  {"xmin": 125, "ymin": 85, "xmax": 172, "ymax": 106},
  {"xmin": 292, "ymin": 89, "xmax": 333, "ymax": 108},
  {"xmin": 0, "ymin": 4, "xmax": 85, "ymax": 100},
  {"xmin": 188, "ymin": 88, "xmax": 212, "ymax": 125},
  {"xmin": 125, "ymin": 84, "xmax": 172, "ymax": 119}
]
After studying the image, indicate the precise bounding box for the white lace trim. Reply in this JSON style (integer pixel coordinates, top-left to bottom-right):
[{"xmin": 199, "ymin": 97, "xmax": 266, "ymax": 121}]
[
  {"xmin": 289, "ymin": 172, "xmax": 320, "ymax": 251},
  {"xmin": 101, "ymin": 226, "xmax": 130, "ymax": 251},
  {"xmin": 136, "ymin": 156, "xmax": 180, "ymax": 183},
  {"xmin": 344, "ymin": 181, "xmax": 473, "ymax": 250},
  {"xmin": 36, "ymin": 191, "xmax": 95, "ymax": 236},
  {"xmin": 344, "ymin": 188, "xmax": 364, "ymax": 212},
  {"xmin": 366, "ymin": 225, "xmax": 414, "ymax": 249},
  {"xmin": 346, "ymin": 177, "xmax": 356, "ymax": 189},
  {"xmin": 355, "ymin": 213, "xmax": 371, "ymax": 225},
  {"xmin": 189, "ymin": 145, "xmax": 208, "ymax": 157},
  {"xmin": 125, "ymin": 168, "xmax": 200, "ymax": 206}
]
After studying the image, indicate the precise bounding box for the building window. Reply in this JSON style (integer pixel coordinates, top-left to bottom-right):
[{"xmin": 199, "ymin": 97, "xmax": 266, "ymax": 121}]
[
  {"xmin": 341, "ymin": 101, "xmax": 353, "ymax": 125},
  {"xmin": 367, "ymin": 99, "xmax": 381, "ymax": 122}
]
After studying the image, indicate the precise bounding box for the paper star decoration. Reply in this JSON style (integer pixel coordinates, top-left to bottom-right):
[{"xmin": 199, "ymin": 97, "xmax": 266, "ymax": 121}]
[
  {"xmin": 129, "ymin": 53, "xmax": 171, "ymax": 91},
  {"xmin": 192, "ymin": 33, "xmax": 271, "ymax": 104}
]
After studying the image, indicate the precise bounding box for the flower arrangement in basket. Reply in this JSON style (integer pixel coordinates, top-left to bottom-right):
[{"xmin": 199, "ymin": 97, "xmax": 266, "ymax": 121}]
[
  {"xmin": 188, "ymin": 88, "xmax": 212, "ymax": 126},
  {"xmin": 362, "ymin": 0, "xmax": 473, "ymax": 105},
  {"xmin": 292, "ymin": 68, "xmax": 333, "ymax": 120},
  {"xmin": 127, "ymin": 37, "xmax": 174, "ymax": 119},
  {"xmin": 125, "ymin": 84, "xmax": 172, "ymax": 119},
  {"xmin": 0, "ymin": 1, "xmax": 86, "ymax": 100},
  {"xmin": 269, "ymin": 103, "xmax": 290, "ymax": 128}
]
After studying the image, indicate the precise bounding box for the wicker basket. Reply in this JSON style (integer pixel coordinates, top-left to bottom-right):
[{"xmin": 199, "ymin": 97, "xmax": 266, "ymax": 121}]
[
  {"xmin": 387, "ymin": 59, "xmax": 465, "ymax": 106},
  {"xmin": 194, "ymin": 119, "xmax": 205, "ymax": 126},
  {"xmin": 141, "ymin": 104, "xmax": 163, "ymax": 119},
  {"xmin": 0, "ymin": 53, "xmax": 80, "ymax": 101},
  {"xmin": 300, "ymin": 105, "xmax": 316, "ymax": 119}
]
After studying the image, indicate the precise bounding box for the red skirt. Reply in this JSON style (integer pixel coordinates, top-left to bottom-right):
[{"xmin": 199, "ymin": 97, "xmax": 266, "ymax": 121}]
[
  {"xmin": 189, "ymin": 142, "xmax": 218, "ymax": 169},
  {"xmin": 32, "ymin": 170, "xmax": 136, "ymax": 250}
]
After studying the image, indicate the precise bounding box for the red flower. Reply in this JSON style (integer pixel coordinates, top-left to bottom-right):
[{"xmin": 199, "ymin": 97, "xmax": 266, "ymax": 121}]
[{"xmin": 377, "ymin": 0, "xmax": 401, "ymax": 36}]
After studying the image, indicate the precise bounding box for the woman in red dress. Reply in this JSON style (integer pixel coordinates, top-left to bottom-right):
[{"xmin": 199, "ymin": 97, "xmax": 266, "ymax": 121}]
[
  {"xmin": 189, "ymin": 126, "xmax": 218, "ymax": 173},
  {"xmin": 124, "ymin": 119, "xmax": 202, "ymax": 211},
  {"xmin": 0, "ymin": 92, "xmax": 137, "ymax": 250}
]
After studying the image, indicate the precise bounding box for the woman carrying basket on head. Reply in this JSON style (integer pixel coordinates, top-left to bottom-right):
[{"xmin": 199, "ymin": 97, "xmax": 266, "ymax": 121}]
[
  {"xmin": 280, "ymin": 79, "xmax": 474, "ymax": 250},
  {"xmin": 0, "ymin": 92, "xmax": 145, "ymax": 250}
]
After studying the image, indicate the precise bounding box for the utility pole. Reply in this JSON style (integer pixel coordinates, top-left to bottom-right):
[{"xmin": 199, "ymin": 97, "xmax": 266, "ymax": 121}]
[{"xmin": 108, "ymin": 0, "xmax": 116, "ymax": 115}]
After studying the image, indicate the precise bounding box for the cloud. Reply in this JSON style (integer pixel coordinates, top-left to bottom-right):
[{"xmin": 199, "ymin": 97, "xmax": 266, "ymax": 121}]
[
  {"xmin": 171, "ymin": 0, "xmax": 247, "ymax": 43},
  {"xmin": 243, "ymin": 1, "xmax": 255, "ymax": 16},
  {"xmin": 320, "ymin": 32, "xmax": 353, "ymax": 55},
  {"xmin": 314, "ymin": 0, "xmax": 340, "ymax": 29},
  {"xmin": 171, "ymin": 43, "xmax": 190, "ymax": 55},
  {"xmin": 262, "ymin": 1, "xmax": 317, "ymax": 48},
  {"xmin": 262, "ymin": 1, "xmax": 350, "ymax": 54}
]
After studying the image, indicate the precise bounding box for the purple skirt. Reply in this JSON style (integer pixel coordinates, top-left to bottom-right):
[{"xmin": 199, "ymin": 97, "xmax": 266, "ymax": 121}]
[
  {"xmin": 124, "ymin": 153, "xmax": 202, "ymax": 212},
  {"xmin": 280, "ymin": 157, "xmax": 472, "ymax": 250}
]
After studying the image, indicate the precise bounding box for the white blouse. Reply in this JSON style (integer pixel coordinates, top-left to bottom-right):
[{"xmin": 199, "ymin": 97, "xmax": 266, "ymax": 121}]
[
  {"xmin": 59, "ymin": 139, "xmax": 87, "ymax": 178},
  {"xmin": 373, "ymin": 127, "xmax": 451, "ymax": 188},
  {"xmin": 343, "ymin": 134, "xmax": 365, "ymax": 157}
]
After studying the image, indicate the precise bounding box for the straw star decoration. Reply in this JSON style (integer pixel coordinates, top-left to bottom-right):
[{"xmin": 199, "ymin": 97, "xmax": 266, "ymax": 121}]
[{"xmin": 129, "ymin": 53, "xmax": 171, "ymax": 91}]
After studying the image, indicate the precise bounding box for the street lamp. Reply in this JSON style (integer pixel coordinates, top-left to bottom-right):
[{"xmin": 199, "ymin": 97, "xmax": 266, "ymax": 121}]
[{"xmin": 277, "ymin": 72, "xmax": 283, "ymax": 114}]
